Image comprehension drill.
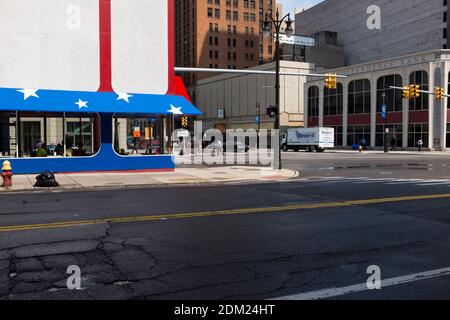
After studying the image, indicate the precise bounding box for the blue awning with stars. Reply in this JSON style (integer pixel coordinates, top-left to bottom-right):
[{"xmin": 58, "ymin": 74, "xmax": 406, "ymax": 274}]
[{"xmin": 0, "ymin": 87, "xmax": 202, "ymax": 115}]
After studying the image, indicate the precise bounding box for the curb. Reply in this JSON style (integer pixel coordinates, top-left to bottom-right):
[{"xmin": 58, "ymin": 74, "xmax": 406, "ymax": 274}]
[{"xmin": 0, "ymin": 169, "xmax": 299, "ymax": 194}]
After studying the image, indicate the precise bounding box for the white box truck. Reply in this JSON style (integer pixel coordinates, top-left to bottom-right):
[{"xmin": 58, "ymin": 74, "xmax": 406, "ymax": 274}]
[{"xmin": 281, "ymin": 127, "xmax": 335, "ymax": 152}]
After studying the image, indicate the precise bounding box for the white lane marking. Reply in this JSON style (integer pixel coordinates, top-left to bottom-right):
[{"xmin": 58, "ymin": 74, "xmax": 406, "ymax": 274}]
[
  {"xmin": 324, "ymin": 177, "xmax": 371, "ymax": 184},
  {"xmin": 384, "ymin": 180, "xmax": 428, "ymax": 185},
  {"xmin": 271, "ymin": 267, "xmax": 450, "ymax": 301},
  {"xmin": 353, "ymin": 178, "xmax": 397, "ymax": 184},
  {"xmin": 416, "ymin": 182, "xmax": 450, "ymax": 186}
]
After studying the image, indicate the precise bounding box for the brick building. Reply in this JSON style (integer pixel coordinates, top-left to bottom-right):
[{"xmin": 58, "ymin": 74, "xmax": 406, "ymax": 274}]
[{"xmin": 175, "ymin": 0, "xmax": 276, "ymax": 102}]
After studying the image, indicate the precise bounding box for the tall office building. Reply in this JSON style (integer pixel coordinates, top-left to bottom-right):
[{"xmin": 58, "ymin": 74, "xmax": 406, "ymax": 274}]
[
  {"xmin": 175, "ymin": 0, "xmax": 276, "ymax": 102},
  {"xmin": 296, "ymin": 0, "xmax": 448, "ymax": 66},
  {"xmin": 297, "ymin": 0, "xmax": 450, "ymax": 151}
]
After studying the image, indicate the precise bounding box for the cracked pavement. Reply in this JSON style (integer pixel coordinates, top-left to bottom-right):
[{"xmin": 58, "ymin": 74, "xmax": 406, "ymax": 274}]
[{"xmin": 2, "ymin": 153, "xmax": 450, "ymax": 299}]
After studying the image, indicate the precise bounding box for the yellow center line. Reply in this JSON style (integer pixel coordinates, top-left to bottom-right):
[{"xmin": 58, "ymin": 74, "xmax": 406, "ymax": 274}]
[{"xmin": 0, "ymin": 193, "xmax": 450, "ymax": 233}]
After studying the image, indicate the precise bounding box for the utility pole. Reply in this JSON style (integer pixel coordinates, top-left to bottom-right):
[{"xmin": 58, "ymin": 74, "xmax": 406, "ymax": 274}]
[{"xmin": 263, "ymin": 8, "xmax": 294, "ymax": 170}]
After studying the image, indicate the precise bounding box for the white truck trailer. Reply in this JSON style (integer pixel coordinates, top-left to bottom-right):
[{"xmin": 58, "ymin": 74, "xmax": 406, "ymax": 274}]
[{"xmin": 281, "ymin": 127, "xmax": 335, "ymax": 152}]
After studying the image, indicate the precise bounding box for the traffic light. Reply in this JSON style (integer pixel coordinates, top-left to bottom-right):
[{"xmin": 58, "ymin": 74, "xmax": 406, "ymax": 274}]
[
  {"xmin": 267, "ymin": 106, "xmax": 278, "ymax": 118},
  {"xmin": 325, "ymin": 73, "xmax": 337, "ymax": 89},
  {"xmin": 435, "ymin": 87, "xmax": 445, "ymax": 100},
  {"xmin": 409, "ymin": 84, "xmax": 420, "ymax": 98},
  {"xmin": 402, "ymin": 86, "xmax": 410, "ymax": 99},
  {"xmin": 181, "ymin": 116, "xmax": 188, "ymax": 128}
]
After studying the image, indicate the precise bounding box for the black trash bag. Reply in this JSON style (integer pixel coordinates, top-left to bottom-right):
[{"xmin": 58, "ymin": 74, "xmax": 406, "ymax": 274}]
[{"xmin": 34, "ymin": 171, "xmax": 60, "ymax": 188}]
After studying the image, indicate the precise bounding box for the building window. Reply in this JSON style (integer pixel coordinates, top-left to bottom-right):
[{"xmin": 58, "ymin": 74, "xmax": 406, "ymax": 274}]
[
  {"xmin": 447, "ymin": 124, "xmax": 450, "ymax": 148},
  {"xmin": 347, "ymin": 125, "xmax": 371, "ymax": 147},
  {"xmin": 348, "ymin": 79, "xmax": 371, "ymax": 114},
  {"xmin": 408, "ymin": 123, "xmax": 428, "ymax": 148},
  {"xmin": 307, "ymin": 86, "xmax": 319, "ymax": 118},
  {"xmin": 323, "ymin": 83, "xmax": 343, "ymax": 116},
  {"xmin": 375, "ymin": 124, "xmax": 402, "ymax": 148},
  {"xmin": 377, "ymin": 75, "xmax": 403, "ymax": 112},
  {"xmin": 0, "ymin": 112, "xmax": 16, "ymax": 157},
  {"xmin": 113, "ymin": 115, "xmax": 172, "ymax": 155},
  {"xmin": 409, "ymin": 71, "xmax": 429, "ymax": 111},
  {"xmin": 0, "ymin": 111, "xmax": 100, "ymax": 158}
]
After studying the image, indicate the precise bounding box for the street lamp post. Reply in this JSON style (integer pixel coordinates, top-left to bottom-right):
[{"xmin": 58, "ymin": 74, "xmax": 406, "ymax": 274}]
[{"xmin": 263, "ymin": 9, "xmax": 294, "ymax": 170}]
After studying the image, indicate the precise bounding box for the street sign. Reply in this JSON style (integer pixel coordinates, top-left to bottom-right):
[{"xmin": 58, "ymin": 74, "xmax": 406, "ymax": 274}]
[
  {"xmin": 381, "ymin": 104, "xmax": 387, "ymax": 119},
  {"xmin": 133, "ymin": 127, "xmax": 141, "ymax": 138},
  {"xmin": 256, "ymin": 116, "xmax": 260, "ymax": 125},
  {"xmin": 277, "ymin": 34, "xmax": 315, "ymax": 47}
]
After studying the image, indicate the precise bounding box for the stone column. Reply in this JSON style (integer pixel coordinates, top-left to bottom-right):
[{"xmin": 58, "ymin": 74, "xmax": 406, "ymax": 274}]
[
  {"xmin": 342, "ymin": 81, "xmax": 349, "ymax": 147},
  {"xmin": 370, "ymin": 76, "xmax": 377, "ymax": 147}
]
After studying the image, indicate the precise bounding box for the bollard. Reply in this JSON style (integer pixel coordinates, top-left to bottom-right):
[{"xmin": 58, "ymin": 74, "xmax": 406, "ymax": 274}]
[{"xmin": 1, "ymin": 161, "xmax": 13, "ymax": 188}]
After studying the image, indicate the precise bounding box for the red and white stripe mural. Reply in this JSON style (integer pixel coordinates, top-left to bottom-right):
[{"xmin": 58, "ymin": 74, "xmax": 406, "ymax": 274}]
[{"xmin": 0, "ymin": 0, "xmax": 174, "ymax": 95}]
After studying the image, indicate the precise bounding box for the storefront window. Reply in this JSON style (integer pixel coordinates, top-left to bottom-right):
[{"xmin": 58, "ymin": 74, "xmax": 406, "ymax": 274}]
[
  {"xmin": 65, "ymin": 115, "xmax": 96, "ymax": 156},
  {"xmin": 408, "ymin": 123, "xmax": 428, "ymax": 148},
  {"xmin": 377, "ymin": 75, "xmax": 403, "ymax": 112},
  {"xmin": 409, "ymin": 71, "xmax": 429, "ymax": 111},
  {"xmin": 323, "ymin": 83, "xmax": 343, "ymax": 116},
  {"xmin": 348, "ymin": 79, "xmax": 371, "ymax": 114},
  {"xmin": 376, "ymin": 124, "xmax": 402, "ymax": 147},
  {"xmin": 113, "ymin": 115, "xmax": 172, "ymax": 156},
  {"xmin": 347, "ymin": 125, "xmax": 370, "ymax": 146},
  {"xmin": 0, "ymin": 112, "xmax": 17, "ymax": 158},
  {"xmin": 307, "ymin": 86, "xmax": 319, "ymax": 118},
  {"xmin": 0, "ymin": 111, "xmax": 99, "ymax": 158}
]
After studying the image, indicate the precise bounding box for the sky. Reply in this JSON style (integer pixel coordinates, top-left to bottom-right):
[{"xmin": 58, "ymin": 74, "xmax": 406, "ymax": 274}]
[{"xmin": 278, "ymin": 0, "xmax": 324, "ymax": 15}]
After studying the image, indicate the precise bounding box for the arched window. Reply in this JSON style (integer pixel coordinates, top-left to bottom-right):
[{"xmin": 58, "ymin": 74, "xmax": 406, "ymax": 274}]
[
  {"xmin": 307, "ymin": 86, "xmax": 319, "ymax": 117},
  {"xmin": 377, "ymin": 75, "xmax": 403, "ymax": 112},
  {"xmin": 323, "ymin": 83, "xmax": 343, "ymax": 116},
  {"xmin": 409, "ymin": 71, "xmax": 429, "ymax": 111},
  {"xmin": 448, "ymin": 71, "xmax": 450, "ymax": 110},
  {"xmin": 348, "ymin": 79, "xmax": 371, "ymax": 114}
]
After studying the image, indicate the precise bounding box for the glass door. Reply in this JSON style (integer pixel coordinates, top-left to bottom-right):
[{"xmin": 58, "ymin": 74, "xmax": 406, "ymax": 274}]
[{"xmin": 20, "ymin": 121, "xmax": 41, "ymax": 157}]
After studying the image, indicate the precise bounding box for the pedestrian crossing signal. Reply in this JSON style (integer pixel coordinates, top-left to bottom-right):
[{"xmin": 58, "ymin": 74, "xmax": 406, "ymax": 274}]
[
  {"xmin": 409, "ymin": 84, "xmax": 420, "ymax": 98},
  {"xmin": 435, "ymin": 87, "xmax": 445, "ymax": 100},
  {"xmin": 325, "ymin": 73, "xmax": 337, "ymax": 89},
  {"xmin": 402, "ymin": 86, "xmax": 410, "ymax": 99}
]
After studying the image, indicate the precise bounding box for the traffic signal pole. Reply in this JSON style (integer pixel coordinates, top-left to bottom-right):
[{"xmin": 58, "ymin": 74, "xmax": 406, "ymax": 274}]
[{"xmin": 390, "ymin": 86, "xmax": 449, "ymax": 98}]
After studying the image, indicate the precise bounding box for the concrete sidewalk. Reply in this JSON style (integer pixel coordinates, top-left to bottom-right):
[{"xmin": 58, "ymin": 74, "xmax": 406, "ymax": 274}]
[{"xmin": 0, "ymin": 166, "xmax": 298, "ymax": 192}]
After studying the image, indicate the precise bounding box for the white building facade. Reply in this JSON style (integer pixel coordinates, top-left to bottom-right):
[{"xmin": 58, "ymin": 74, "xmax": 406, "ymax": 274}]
[
  {"xmin": 305, "ymin": 50, "xmax": 450, "ymax": 150},
  {"xmin": 196, "ymin": 61, "xmax": 314, "ymax": 132}
]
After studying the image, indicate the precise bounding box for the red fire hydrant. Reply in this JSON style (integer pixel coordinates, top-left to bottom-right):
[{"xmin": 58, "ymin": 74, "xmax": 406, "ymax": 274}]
[{"xmin": 2, "ymin": 161, "xmax": 13, "ymax": 188}]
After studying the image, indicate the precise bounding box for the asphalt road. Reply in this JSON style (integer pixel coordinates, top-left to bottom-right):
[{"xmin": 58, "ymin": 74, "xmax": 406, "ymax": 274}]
[
  {"xmin": 1, "ymin": 152, "xmax": 450, "ymax": 300},
  {"xmin": 283, "ymin": 151, "xmax": 450, "ymax": 179}
]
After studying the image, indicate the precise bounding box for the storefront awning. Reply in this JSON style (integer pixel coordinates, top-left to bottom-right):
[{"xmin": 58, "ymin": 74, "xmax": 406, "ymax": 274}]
[{"xmin": 0, "ymin": 87, "xmax": 202, "ymax": 115}]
